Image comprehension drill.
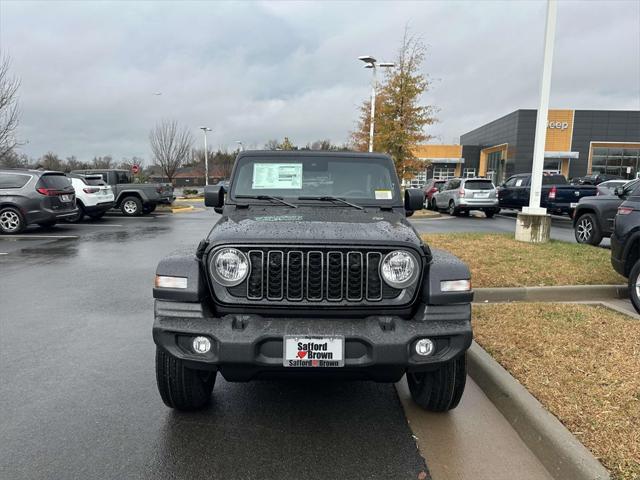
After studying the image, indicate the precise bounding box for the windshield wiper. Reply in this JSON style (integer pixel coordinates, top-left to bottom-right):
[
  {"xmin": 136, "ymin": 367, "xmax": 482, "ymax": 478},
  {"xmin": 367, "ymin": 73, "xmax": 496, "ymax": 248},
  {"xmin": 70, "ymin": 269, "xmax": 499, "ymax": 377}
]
[
  {"xmin": 298, "ymin": 196, "xmax": 364, "ymax": 210},
  {"xmin": 235, "ymin": 195, "xmax": 297, "ymax": 208}
]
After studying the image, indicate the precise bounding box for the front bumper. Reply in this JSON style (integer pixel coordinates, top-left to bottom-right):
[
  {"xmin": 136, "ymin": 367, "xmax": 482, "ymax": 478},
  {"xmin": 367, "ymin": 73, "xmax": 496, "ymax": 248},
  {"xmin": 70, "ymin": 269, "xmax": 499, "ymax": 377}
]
[{"xmin": 153, "ymin": 300, "xmax": 472, "ymax": 382}]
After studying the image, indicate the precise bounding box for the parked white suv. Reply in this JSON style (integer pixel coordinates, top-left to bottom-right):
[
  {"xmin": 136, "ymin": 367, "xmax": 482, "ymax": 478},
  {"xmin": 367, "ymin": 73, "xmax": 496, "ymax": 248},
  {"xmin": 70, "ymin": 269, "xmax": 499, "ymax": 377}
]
[
  {"xmin": 433, "ymin": 178, "xmax": 499, "ymax": 218},
  {"xmin": 67, "ymin": 174, "xmax": 115, "ymax": 222}
]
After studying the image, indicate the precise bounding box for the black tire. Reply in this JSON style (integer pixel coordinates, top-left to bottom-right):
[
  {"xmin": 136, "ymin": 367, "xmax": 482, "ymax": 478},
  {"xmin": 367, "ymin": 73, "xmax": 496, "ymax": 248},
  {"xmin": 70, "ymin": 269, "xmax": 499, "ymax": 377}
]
[
  {"xmin": 155, "ymin": 348, "xmax": 216, "ymax": 411},
  {"xmin": 429, "ymin": 199, "xmax": 437, "ymax": 211},
  {"xmin": 120, "ymin": 196, "xmax": 142, "ymax": 216},
  {"xmin": 628, "ymin": 260, "xmax": 640, "ymax": 314},
  {"xmin": 0, "ymin": 206, "xmax": 26, "ymax": 234},
  {"xmin": 448, "ymin": 201, "xmax": 458, "ymax": 216},
  {"xmin": 574, "ymin": 213, "xmax": 602, "ymax": 245},
  {"xmin": 142, "ymin": 204, "xmax": 157, "ymax": 214},
  {"xmin": 66, "ymin": 203, "xmax": 85, "ymax": 223},
  {"xmin": 407, "ymin": 354, "xmax": 467, "ymax": 412},
  {"xmin": 485, "ymin": 209, "xmax": 495, "ymax": 218},
  {"xmin": 87, "ymin": 211, "xmax": 106, "ymax": 220}
]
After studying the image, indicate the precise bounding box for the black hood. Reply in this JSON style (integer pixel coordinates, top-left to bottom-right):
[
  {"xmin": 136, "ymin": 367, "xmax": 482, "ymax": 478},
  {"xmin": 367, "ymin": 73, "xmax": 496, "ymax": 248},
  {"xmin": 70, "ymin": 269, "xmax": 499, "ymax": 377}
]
[{"xmin": 207, "ymin": 206, "xmax": 424, "ymax": 251}]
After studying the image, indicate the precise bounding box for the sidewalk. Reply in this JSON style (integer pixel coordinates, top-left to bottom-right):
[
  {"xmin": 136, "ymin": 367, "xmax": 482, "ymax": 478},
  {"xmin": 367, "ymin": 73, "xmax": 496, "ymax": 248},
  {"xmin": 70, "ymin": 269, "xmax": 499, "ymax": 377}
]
[{"xmin": 397, "ymin": 377, "xmax": 553, "ymax": 480}]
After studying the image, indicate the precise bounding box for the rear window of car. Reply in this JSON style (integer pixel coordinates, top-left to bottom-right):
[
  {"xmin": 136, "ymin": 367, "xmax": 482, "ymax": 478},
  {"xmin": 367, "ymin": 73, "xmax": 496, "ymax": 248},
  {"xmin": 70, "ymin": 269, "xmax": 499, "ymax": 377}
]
[
  {"xmin": 37, "ymin": 173, "xmax": 72, "ymax": 189},
  {"xmin": 0, "ymin": 173, "xmax": 31, "ymax": 189},
  {"xmin": 542, "ymin": 175, "xmax": 567, "ymax": 185},
  {"xmin": 464, "ymin": 180, "xmax": 493, "ymax": 190}
]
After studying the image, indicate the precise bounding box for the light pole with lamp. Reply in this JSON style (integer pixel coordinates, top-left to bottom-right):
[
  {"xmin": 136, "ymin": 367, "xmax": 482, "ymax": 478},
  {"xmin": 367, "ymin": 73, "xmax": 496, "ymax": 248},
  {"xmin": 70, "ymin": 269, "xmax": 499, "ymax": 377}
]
[
  {"xmin": 199, "ymin": 127, "xmax": 212, "ymax": 186},
  {"xmin": 358, "ymin": 56, "xmax": 395, "ymax": 152}
]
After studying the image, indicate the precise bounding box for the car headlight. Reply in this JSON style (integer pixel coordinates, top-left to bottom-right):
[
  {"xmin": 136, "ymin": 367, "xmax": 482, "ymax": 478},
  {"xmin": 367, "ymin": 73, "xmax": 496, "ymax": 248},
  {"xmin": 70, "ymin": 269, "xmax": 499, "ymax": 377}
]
[
  {"xmin": 380, "ymin": 250, "xmax": 419, "ymax": 289},
  {"xmin": 210, "ymin": 248, "xmax": 249, "ymax": 286}
]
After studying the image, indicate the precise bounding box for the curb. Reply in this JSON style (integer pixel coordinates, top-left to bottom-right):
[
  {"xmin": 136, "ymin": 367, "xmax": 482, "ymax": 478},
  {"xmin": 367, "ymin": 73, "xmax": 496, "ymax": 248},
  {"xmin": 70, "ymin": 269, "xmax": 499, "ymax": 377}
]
[
  {"xmin": 467, "ymin": 342, "xmax": 610, "ymax": 480},
  {"xmin": 474, "ymin": 284, "xmax": 628, "ymax": 303},
  {"xmin": 171, "ymin": 205, "xmax": 195, "ymax": 213}
]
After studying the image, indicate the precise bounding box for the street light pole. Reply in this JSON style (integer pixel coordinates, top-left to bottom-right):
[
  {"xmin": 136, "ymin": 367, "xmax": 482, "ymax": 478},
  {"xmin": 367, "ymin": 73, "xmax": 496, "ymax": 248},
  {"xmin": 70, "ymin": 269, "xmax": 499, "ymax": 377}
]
[
  {"xmin": 525, "ymin": 0, "xmax": 557, "ymax": 214},
  {"xmin": 199, "ymin": 126, "xmax": 212, "ymax": 186},
  {"xmin": 358, "ymin": 56, "xmax": 395, "ymax": 153}
]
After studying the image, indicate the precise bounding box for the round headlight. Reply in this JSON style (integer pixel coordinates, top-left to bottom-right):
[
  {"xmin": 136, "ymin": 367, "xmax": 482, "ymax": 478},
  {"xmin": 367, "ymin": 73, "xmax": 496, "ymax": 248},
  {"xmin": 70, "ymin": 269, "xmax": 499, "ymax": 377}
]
[
  {"xmin": 211, "ymin": 248, "xmax": 249, "ymax": 286},
  {"xmin": 380, "ymin": 250, "xmax": 419, "ymax": 289}
]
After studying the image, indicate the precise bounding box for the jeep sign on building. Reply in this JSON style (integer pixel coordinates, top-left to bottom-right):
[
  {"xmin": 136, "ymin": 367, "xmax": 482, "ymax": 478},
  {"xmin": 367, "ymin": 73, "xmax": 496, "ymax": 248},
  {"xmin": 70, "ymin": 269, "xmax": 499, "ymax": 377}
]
[{"xmin": 459, "ymin": 109, "xmax": 640, "ymax": 184}]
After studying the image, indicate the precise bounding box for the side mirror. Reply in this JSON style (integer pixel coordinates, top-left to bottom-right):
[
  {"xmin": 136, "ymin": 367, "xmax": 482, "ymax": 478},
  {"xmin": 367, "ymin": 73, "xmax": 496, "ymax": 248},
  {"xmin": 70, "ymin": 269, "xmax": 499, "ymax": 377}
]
[
  {"xmin": 204, "ymin": 185, "xmax": 225, "ymax": 209},
  {"xmin": 405, "ymin": 188, "xmax": 424, "ymax": 212},
  {"xmin": 614, "ymin": 186, "xmax": 625, "ymax": 197}
]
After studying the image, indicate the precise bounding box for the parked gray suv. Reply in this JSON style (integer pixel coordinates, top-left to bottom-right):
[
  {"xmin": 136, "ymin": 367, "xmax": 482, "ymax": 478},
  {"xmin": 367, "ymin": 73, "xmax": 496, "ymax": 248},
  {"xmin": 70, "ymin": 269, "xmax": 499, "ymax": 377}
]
[
  {"xmin": 0, "ymin": 169, "xmax": 78, "ymax": 234},
  {"xmin": 433, "ymin": 178, "xmax": 499, "ymax": 217}
]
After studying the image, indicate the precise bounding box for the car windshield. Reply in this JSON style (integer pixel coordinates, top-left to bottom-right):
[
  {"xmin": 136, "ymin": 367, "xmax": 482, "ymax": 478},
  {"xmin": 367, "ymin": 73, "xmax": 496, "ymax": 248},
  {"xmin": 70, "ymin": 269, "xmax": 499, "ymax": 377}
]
[
  {"xmin": 464, "ymin": 180, "xmax": 493, "ymax": 190},
  {"xmin": 231, "ymin": 155, "xmax": 400, "ymax": 203}
]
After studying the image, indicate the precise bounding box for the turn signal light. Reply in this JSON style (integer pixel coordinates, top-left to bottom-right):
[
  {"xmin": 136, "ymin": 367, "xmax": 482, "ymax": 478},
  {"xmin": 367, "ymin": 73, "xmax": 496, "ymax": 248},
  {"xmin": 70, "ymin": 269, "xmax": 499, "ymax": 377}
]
[
  {"xmin": 618, "ymin": 207, "xmax": 634, "ymax": 215},
  {"xmin": 548, "ymin": 186, "xmax": 557, "ymax": 200},
  {"xmin": 441, "ymin": 279, "xmax": 471, "ymax": 292},
  {"xmin": 154, "ymin": 275, "xmax": 188, "ymax": 289},
  {"xmin": 36, "ymin": 188, "xmax": 59, "ymax": 196}
]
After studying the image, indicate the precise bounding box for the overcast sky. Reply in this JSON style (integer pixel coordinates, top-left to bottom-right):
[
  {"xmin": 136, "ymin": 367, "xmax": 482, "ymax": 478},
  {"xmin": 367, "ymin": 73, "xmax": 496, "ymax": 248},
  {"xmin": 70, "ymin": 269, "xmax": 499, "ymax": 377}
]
[{"xmin": 1, "ymin": 0, "xmax": 639, "ymax": 163}]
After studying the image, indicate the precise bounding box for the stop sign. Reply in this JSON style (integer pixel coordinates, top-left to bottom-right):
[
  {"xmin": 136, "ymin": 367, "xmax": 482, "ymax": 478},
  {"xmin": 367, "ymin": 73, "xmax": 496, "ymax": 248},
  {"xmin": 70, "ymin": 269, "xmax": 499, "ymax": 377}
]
[{"xmin": 132, "ymin": 164, "xmax": 140, "ymax": 174}]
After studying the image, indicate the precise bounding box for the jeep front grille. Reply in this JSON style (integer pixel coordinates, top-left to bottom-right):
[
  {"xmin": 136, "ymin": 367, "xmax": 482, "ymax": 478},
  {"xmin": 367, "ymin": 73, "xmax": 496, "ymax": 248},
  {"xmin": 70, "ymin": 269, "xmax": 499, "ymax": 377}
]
[{"xmin": 214, "ymin": 246, "xmax": 419, "ymax": 307}]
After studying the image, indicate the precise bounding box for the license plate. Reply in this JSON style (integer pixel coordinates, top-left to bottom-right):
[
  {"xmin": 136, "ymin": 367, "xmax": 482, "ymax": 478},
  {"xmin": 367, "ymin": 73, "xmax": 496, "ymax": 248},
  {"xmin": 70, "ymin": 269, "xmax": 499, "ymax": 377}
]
[
  {"xmin": 474, "ymin": 192, "xmax": 489, "ymax": 198},
  {"xmin": 570, "ymin": 202, "xmax": 578, "ymax": 208},
  {"xmin": 284, "ymin": 336, "xmax": 344, "ymax": 367},
  {"xmin": 61, "ymin": 194, "xmax": 72, "ymax": 202}
]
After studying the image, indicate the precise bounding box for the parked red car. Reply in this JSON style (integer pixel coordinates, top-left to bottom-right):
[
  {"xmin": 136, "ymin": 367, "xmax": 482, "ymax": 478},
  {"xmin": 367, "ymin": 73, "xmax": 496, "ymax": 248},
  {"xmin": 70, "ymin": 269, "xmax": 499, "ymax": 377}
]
[{"xmin": 423, "ymin": 179, "xmax": 445, "ymax": 210}]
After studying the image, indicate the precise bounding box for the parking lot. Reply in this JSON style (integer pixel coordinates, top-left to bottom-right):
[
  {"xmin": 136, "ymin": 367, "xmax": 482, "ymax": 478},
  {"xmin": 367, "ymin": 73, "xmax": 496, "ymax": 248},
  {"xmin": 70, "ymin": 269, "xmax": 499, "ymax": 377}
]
[
  {"xmin": 1, "ymin": 202, "xmax": 580, "ymax": 480},
  {"xmin": 0, "ymin": 207, "xmax": 433, "ymax": 480}
]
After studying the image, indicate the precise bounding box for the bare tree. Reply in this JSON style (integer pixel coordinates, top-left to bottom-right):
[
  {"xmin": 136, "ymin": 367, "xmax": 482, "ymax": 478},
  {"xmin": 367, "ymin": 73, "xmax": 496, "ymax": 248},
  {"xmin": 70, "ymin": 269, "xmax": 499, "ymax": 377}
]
[
  {"xmin": 0, "ymin": 53, "xmax": 20, "ymax": 159},
  {"xmin": 149, "ymin": 120, "xmax": 193, "ymax": 183},
  {"xmin": 39, "ymin": 152, "xmax": 63, "ymax": 171},
  {"xmin": 92, "ymin": 155, "xmax": 113, "ymax": 169}
]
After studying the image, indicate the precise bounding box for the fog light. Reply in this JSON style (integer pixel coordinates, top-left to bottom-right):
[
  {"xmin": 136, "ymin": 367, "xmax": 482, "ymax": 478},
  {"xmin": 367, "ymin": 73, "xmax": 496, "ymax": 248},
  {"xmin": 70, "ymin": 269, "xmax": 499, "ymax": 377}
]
[
  {"xmin": 415, "ymin": 338, "xmax": 435, "ymax": 356},
  {"xmin": 192, "ymin": 336, "xmax": 211, "ymax": 354}
]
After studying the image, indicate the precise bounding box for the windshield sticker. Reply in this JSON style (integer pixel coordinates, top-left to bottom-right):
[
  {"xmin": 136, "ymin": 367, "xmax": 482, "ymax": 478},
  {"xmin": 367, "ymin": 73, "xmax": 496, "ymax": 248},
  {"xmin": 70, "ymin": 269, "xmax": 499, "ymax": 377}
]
[
  {"xmin": 515, "ymin": 179, "xmax": 524, "ymax": 187},
  {"xmin": 374, "ymin": 189, "xmax": 392, "ymax": 200},
  {"xmin": 252, "ymin": 163, "xmax": 302, "ymax": 189}
]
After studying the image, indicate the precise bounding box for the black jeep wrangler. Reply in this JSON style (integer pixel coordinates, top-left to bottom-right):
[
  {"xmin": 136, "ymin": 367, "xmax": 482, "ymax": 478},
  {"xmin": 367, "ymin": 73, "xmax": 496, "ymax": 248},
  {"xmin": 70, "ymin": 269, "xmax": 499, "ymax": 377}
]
[{"xmin": 152, "ymin": 151, "xmax": 473, "ymax": 412}]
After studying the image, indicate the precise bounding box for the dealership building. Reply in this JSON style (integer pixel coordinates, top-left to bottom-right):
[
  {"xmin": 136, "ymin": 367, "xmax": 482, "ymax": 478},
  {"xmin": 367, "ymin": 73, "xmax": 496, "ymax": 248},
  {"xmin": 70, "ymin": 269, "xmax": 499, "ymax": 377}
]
[{"xmin": 413, "ymin": 109, "xmax": 640, "ymax": 185}]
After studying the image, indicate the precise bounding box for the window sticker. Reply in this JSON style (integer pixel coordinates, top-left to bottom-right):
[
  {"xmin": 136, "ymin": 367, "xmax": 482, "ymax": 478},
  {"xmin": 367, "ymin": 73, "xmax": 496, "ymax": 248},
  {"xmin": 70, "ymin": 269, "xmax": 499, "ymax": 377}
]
[
  {"xmin": 252, "ymin": 163, "xmax": 303, "ymax": 189},
  {"xmin": 515, "ymin": 179, "xmax": 524, "ymax": 187},
  {"xmin": 375, "ymin": 189, "xmax": 392, "ymax": 200}
]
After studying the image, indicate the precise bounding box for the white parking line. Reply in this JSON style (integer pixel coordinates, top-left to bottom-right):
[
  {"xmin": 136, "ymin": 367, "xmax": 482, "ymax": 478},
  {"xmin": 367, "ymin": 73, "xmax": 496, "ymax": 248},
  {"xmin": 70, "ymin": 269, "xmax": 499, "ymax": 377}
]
[
  {"xmin": 0, "ymin": 235, "xmax": 79, "ymax": 239},
  {"xmin": 63, "ymin": 224, "xmax": 123, "ymax": 227},
  {"xmin": 0, "ymin": 252, "xmax": 7, "ymax": 255}
]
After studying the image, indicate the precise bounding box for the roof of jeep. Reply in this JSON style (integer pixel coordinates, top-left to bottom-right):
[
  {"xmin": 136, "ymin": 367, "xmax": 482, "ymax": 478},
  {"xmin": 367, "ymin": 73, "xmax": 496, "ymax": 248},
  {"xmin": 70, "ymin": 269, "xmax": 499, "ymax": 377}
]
[{"xmin": 237, "ymin": 150, "xmax": 392, "ymax": 160}]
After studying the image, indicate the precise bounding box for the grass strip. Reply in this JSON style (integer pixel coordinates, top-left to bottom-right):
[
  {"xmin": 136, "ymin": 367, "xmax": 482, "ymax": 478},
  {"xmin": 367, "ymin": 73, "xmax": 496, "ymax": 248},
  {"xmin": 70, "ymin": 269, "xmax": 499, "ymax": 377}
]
[
  {"xmin": 422, "ymin": 232, "xmax": 624, "ymax": 288},
  {"xmin": 473, "ymin": 303, "xmax": 640, "ymax": 480}
]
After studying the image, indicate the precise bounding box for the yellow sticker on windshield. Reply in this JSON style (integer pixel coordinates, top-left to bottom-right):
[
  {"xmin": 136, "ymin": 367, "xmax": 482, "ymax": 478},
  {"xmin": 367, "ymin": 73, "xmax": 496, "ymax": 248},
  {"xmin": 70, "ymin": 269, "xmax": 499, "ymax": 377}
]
[{"xmin": 375, "ymin": 190, "xmax": 392, "ymax": 200}]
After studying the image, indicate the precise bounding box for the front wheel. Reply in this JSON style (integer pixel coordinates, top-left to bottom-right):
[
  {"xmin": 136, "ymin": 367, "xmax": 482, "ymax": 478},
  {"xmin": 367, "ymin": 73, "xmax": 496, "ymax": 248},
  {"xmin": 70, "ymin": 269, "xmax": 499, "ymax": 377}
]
[
  {"xmin": 628, "ymin": 260, "xmax": 640, "ymax": 314},
  {"xmin": 485, "ymin": 209, "xmax": 495, "ymax": 218},
  {"xmin": 407, "ymin": 354, "xmax": 467, "ymax": 412},
  {"xmin": 155, "ymin": 348, "xmax": 216, "ymax": 411},
  {"xmin": 574, "ymin": 213, "xmax": 602, "ymax": 245},
  {"xmin": 121, "ymin": 196, "xmax": 142, "ymax": 216}
]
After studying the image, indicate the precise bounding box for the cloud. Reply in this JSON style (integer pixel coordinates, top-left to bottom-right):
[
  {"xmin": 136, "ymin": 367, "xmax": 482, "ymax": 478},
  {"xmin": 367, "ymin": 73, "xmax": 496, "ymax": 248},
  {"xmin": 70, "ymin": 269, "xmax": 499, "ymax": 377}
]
[{"xmin": 1, "ymin": 0, "xmax": 638, "ymax": 162}]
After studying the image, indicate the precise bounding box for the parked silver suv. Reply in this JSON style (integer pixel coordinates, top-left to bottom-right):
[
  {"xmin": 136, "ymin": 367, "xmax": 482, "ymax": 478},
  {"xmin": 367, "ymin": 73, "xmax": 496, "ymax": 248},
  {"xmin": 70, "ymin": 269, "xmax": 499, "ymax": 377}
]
[
  {"xmin": 0, "ymin": 169, "xmax": 78, "ymax": 234},
  {"xmin": 433, "ymin": 177, "xmax": 499, "ymax": 218}
]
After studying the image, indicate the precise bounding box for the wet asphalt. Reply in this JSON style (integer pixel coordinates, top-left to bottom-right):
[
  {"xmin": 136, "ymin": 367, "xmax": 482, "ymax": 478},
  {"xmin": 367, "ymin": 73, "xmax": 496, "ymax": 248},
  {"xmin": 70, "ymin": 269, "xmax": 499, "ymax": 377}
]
[{"xmin": 0, "ymin": 207, "xmax": 428, "ymax": 480}]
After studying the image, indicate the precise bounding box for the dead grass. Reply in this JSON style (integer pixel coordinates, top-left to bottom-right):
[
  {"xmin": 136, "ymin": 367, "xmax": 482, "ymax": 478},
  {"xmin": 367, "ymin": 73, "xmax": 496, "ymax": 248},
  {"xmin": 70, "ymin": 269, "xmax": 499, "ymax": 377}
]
[
  {"xmin": 473, "ymin": 303, "xmax": 640, "ymax": 480},
  {"xmin": 422, "ymin": 233, "xmax": 625, "ymax": 288}
]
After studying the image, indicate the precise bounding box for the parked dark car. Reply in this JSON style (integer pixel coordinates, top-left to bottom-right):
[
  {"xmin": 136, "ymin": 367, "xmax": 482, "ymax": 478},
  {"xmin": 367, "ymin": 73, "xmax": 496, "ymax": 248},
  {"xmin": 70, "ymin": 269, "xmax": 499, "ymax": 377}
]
[
  {"xmin": 573, "ymin": 180, "xmax": 639, "ymax": 245},
  {"xmin": 71, "ymin": 169, "xmax": 174, "ymax": 216},
  {"xmin": 498, "ymin": 173, "xmax": 597, "ymax": 216},
  {"xmin": 596, "ymin": 179, "xmax": 629, "ymax": 196},
  {"xmin": 153, "ymin": 151, "xmax": 473, "ymax": 412},
  {"xmin": 0, "ymin": 169, "xmax": 78, "ymax": 234},
  {"xmin": 570, "ymin": 173, "xmax": 624, "ymax": 185},
  {"xmin": 610, "ymin": 182, "xmax": 640, "ymax": 313},
  {"xmin": 422, "ymin": 179, "xmax": 445, "ymax": 209}
]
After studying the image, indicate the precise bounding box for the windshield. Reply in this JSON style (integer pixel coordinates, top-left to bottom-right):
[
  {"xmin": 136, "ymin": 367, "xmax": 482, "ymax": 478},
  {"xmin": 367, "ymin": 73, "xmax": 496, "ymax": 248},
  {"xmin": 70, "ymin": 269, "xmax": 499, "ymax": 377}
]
[{"xmin": 231, "ymin": 156, "xmax": 401, "ymax": 203}]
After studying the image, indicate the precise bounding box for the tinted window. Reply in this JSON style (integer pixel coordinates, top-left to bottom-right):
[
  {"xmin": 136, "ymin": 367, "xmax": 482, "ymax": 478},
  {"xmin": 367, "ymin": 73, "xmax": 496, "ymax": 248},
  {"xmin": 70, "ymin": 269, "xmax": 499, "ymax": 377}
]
[
  {"xmin": 0, "ymin": 173, "xmax": 30, "ymax": 189},
  {"xmin": 116, "ymin": 171, "xmax": 132, "ymax": 184},
  {"xmin": 36, "ymin": 174, "xmax": 71, "ymax": 189},
  {"xmin": 464, "ymin": 180, "xmax": 493, "ymax": 190},
  {"xmin": 542, "ymin": 175, "xmax": 567, "ymax": 185},
  {"xmin": 86, "ymin": 178, "xmax": 106, "ymax": 186},
  {"xmin": 448, "ymin": 179, "xmax": 460, "ymax": 190},
  {"xmin": 504, "ymin": 177, "xmax": 519, "ymax": 187}
]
